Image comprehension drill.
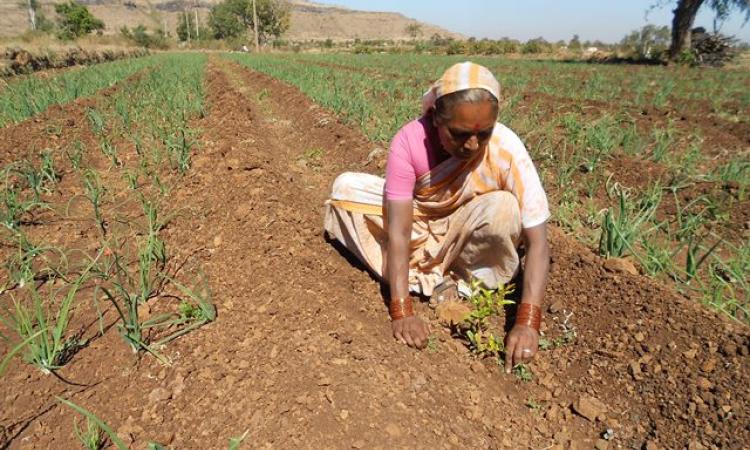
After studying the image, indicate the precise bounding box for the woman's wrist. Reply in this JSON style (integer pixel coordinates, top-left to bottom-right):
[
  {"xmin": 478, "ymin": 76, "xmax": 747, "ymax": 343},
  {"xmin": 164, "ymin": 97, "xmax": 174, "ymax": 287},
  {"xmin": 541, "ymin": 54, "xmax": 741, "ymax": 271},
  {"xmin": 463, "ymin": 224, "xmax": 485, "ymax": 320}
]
[{"xmin": 389, "ymin": 297, "xmax": 414, "ymax": 320}]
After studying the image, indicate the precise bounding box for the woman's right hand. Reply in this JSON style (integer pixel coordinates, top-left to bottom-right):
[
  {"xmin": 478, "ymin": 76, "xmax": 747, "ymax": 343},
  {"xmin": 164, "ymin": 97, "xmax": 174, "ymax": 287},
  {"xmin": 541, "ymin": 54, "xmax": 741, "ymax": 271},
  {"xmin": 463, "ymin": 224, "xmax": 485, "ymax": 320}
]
[{"xmin": 392, "ymin": 315, "xmax": 430, "ymax": 349}]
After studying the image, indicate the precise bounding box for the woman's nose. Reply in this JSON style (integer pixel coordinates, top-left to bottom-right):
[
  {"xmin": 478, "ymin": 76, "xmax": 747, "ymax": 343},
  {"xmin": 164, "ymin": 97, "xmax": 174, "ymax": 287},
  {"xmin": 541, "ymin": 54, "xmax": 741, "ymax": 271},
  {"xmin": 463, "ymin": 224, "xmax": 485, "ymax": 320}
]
[{"xmin": 464, "ymin": 135, "xmax": 479, "ymax": 151}]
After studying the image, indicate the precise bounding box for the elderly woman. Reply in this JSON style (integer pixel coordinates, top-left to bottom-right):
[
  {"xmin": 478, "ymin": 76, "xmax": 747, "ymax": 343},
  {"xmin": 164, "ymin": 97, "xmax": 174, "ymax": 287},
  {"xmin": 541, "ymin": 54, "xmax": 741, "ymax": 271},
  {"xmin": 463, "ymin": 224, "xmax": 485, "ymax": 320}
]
[{"xmin": 324, "ymin": 62, "xmax": 550, "ymax": 372}]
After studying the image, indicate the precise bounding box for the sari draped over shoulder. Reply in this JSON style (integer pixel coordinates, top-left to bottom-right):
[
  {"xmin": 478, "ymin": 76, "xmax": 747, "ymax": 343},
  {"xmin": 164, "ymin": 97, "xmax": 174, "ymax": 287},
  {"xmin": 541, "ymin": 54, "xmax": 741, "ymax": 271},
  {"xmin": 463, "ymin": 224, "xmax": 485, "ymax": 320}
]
[{"xmin": 323, "ymin": 125, "xmax": 538, "ymax": 296}]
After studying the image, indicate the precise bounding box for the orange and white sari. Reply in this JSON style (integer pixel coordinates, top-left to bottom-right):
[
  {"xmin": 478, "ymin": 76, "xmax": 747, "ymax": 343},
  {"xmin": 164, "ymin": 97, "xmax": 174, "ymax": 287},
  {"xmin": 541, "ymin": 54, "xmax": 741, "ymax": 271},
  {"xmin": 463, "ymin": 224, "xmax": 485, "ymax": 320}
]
[{"xmin": 324, "ymin": 123, "xmax": 549, "ymax": 296}]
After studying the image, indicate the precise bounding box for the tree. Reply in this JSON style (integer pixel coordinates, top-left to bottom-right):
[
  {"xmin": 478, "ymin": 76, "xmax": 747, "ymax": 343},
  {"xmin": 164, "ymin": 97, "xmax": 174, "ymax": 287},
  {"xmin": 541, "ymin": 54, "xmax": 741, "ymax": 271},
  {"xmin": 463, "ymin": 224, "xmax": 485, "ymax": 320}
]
[
  {"xmin": 23, "ymin": 0, "xmax": 53, "ymax": 32},
  {"xmin": 658, "ymin": 0, "xmax": 750, "ymax": 60},
  {"xmin": 121, "ymin": 25, "xmax": 168, "ymax": 49},
  {"xmin": 208, "ymin": 0, "xmax": 290, "ymax": 43},
  {"xmin": 405, "ymin": 23, "xmax": 422, "ymax": 40},
  {"xmin": 569, "ymin": 34, "xmax": 582, "ymax": 50},
  {"xmin": 208, "ymin": 1, "xmax": 244, "ymax": 39},
  {"xmin": 54, "ymin": 1, "xmax": 104, "ymax": 40},
  {"xmin": 177, "ymin": 10, "xmax": 196, "ymax": 41},
  {"xmin": 620, "ymin": 25, "xmax": 671, "ymax": 58},
  {"xmin": 252, "ymin": 0, "xmax": 290, "ymax": 43},
  {"xmin": 26, "ymin": 0, "xmax": 36, "ymax": 30}
]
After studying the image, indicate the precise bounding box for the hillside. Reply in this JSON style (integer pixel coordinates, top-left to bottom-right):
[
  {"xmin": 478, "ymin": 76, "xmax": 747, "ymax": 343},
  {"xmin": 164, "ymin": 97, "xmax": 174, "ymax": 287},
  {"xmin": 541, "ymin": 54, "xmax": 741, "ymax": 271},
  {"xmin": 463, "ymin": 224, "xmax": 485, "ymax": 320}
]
[{"xmin": 0, "ymin": 0, "xmax": 464, "ymax": 42}]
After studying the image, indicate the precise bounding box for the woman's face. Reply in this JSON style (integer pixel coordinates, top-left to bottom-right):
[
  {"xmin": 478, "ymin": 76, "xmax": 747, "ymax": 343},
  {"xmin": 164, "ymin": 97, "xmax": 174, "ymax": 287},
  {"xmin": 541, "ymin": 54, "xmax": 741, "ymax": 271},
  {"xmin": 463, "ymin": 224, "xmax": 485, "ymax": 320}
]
[{"xmin": 433, "ymin": 100, "xmax": 497, "ymax": 160}]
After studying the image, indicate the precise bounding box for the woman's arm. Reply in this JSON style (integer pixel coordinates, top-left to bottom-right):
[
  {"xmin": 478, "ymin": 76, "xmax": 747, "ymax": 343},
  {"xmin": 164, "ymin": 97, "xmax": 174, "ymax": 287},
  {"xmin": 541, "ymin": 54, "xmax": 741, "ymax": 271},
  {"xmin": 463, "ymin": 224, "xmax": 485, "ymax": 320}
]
[
  {"xmin": 386, "ymin": 199, "xmax": 430, "ymax": 348},
  {"xmin": 504, "ymin": 222, "xmax": 550, "ymax": 373},
  {"xmin": 386, "ymin": 199, "xmax": 413, "ymax": 300}
]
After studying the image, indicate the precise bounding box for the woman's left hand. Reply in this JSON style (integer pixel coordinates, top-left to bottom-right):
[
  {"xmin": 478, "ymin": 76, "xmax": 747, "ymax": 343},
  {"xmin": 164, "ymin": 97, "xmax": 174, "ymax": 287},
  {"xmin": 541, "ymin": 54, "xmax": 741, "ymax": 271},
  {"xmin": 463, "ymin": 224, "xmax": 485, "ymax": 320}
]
[{"xmin": 504, "ymin": 324, "xmax": 539, "ymax": 374}]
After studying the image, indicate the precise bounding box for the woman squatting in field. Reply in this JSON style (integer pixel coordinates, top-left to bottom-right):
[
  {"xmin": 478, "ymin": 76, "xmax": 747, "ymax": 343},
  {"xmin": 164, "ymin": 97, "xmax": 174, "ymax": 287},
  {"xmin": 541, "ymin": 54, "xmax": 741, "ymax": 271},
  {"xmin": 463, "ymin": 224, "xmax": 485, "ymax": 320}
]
[{"xmin": 324, "ymin": 62, "xmax": 550, "ymax": 372}]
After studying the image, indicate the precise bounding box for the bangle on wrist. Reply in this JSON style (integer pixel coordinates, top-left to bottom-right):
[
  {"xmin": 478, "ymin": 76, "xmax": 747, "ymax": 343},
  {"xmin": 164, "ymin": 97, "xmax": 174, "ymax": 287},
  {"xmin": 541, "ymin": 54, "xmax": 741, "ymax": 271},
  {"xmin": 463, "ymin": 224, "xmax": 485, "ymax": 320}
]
[
  {"xmin": 515, "ymin": 303, "xmax": 542, "ymax": 332},
  {"xmin": 389, "ymin": 297, "xmax": 414, "ymax": 321}
]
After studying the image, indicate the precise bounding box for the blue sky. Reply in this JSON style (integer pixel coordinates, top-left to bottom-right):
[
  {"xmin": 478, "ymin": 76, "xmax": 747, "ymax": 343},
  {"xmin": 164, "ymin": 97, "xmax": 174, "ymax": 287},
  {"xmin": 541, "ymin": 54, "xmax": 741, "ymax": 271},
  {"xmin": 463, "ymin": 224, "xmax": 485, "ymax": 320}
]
[{"xmin": 314, "ymin": 0, "xmax": 750, "ymax": 44}]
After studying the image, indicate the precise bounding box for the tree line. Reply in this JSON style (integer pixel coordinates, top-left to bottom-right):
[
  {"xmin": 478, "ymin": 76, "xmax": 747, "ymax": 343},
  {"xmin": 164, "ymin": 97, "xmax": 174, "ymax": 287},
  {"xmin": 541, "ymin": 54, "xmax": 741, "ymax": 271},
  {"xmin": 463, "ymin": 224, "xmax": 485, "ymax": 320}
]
[
  {"xmin": 20, "ymin": 0, "xmax": 749, "ymax": 64},
  {"xmin": 22, "ymin": 0, "xmax": 291, "ymax": 48}
]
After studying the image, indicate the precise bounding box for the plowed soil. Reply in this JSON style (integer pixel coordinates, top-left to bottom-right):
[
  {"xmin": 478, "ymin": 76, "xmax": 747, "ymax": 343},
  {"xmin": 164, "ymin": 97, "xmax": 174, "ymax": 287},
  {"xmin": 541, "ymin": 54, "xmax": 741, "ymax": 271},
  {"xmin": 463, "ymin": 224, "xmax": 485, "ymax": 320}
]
[{"xmin": 1, "ymin": 57, "xmax": 749, "ymax": 450}]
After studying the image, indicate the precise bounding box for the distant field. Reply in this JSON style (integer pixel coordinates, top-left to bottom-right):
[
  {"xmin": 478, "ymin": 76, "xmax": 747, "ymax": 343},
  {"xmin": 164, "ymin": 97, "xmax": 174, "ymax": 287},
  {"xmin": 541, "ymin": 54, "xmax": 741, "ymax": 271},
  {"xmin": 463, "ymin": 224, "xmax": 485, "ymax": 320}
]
[{"xmin": 229, "ymin": 52, "xmax": 749, "ymax": 322}]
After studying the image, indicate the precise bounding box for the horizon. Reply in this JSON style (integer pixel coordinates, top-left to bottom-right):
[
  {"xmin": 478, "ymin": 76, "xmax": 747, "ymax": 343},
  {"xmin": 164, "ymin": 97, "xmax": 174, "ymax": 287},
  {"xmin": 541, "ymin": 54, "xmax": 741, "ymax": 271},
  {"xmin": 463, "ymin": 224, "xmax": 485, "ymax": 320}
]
[{"xmin": 312, "ymin": 0, "xmax": 750, "ymax": 45}]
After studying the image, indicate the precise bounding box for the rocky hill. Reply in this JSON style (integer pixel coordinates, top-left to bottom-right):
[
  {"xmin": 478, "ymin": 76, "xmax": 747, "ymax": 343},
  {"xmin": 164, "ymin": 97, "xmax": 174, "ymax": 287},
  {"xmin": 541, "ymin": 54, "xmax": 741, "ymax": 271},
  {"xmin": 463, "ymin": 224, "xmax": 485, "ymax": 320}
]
[{"xmin": 0, "ymin": 0, "xmax": 464, "ymax": 41}]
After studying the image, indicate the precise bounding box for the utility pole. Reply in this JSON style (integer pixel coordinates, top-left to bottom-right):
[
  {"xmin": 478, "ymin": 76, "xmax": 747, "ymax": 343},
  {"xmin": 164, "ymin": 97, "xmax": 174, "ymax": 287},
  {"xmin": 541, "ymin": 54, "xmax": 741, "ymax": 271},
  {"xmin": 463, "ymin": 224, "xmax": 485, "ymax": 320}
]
[
  {"xmin": 26, "ymin": 0, "xmax": 36, "ymax": 31},
  {"xmin": 252, "ymin": 0, "xmax": 259, "ymax": 52}
]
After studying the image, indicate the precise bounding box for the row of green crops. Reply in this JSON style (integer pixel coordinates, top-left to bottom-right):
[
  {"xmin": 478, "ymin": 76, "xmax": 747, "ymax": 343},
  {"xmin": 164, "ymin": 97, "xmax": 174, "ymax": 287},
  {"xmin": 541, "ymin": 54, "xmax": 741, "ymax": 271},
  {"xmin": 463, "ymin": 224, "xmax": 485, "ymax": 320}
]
[
  {"xmin": 0, "ymin": 55, "xmax": 159, "ymax": 127},
  {"xmin": 229, "ymin": 52, "xmax": 748, "ymax": 323},
  {"xmin": 1, "ymin": 53, "xmax": 212, "ymax": 378},
  {"xmin": 286, "ymin": 53, "xmax": 750, "ymax": 118}
]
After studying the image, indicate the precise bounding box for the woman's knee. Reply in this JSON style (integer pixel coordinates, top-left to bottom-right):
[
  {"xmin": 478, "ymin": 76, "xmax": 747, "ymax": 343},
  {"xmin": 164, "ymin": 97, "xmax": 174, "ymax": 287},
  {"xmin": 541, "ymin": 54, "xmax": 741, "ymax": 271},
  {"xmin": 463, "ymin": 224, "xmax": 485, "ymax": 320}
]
[
  {"xmin": 330, "ymin": 172, "xmax": 360, "ymax": 199},
  {"xmin": 472, "ymin": 191, "xmax": 521, "ymax": 238}
]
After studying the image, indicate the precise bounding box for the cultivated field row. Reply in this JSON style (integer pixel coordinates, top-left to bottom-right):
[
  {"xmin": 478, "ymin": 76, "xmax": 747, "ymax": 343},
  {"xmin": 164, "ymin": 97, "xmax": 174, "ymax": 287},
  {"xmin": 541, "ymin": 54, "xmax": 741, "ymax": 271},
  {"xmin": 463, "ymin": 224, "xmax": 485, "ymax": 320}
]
[{"xmin": 228, "ymin": 53, "xmax": 749, "ymax": 324}]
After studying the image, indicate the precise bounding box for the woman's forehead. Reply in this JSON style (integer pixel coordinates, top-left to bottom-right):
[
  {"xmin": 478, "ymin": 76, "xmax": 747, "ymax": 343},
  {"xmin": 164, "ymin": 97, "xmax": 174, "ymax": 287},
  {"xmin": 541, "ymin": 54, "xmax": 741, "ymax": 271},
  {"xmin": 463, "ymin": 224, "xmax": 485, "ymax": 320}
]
[{"xmin": 447, "ymin": 101, "xmax": 497, "ymax": 128}]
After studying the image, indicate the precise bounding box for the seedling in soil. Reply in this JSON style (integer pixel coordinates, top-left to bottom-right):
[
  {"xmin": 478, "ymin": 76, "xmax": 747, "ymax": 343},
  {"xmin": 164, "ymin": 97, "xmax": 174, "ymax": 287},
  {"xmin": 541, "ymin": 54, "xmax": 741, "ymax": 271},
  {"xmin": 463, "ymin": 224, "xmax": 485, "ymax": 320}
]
[
  {"xmin": 100, "ymin": 139, "xmax": 121, "ymax": 167},
  {"xmin": 163, "ymin": 127, "xmax": 194, "ymax": 175},
  {"xmin": 652, "ymin": 78, "xmax": 675, "ymax": 108},
  {"xmin": 684, "ymin": 236, "xmax": 721, "ymax": 282},
  {"xmin": 123, "ymin": 170, "xmax": 139, "ymax": 190},
  {"xmin": 66, "ymin": 141, "xmax": 85, "ymax": 171},
  {"xmin": 525, "ymin": 398, "xmax": 544, "ymax": 411},
  {"xmin": 60, "ymin": 396, "xmax": 248, "ymax": 450},
  {"xmin": 228, "ymin": 430, "xmax": 249, "ymax": 449},
  {"xmin": 581, "ymin": 116, "xmax": 616, "ymax": 173},
  {"xmin": 150, "ymin": 273, "xmax": 216, "ymax": 347},
  {"xmin": 57, "ymin": 397, "xmax": 128, "ymax": 450},
  {"xmin": 538, "ymin": 328, "xmax": 576, "ymax": 351},
  {"xmin": 96, "ymin": 255, "xmax": 169, "ymax": 364},
  {"xmin": 649, "ymin": 125, "xmax": 675, "ymax": 163},
  {"xmin": 640, "ymin": 237, "xmax": 677, "ymax": 278},
  {"xmin": 140, "ymin": 195, "xmax": 168, "ymax": 268},
  {"xmin": 302, "ymin": 147, "xmax": 324, "ymax": 161},
  {"xmin": 151, "ymin": 172, "xmax": 169, "ymax": 196},
  {"xmin": 453, "ymin": 279, "xmax": 515, "ymax": 360},
  {"xmin": 700, "ymin": 251, "xmax": 750, "ymax": 321},
  {"xmin": 44, "ymin": 123, "xmax": 63, "ymax": 138},
  {"xmin": 598, "ymin": 183, "xmax": 661, "ymax": 258},
  {"xmin": 93, "ymin": 198, "xmax": 212, "ymax": 361},
  {"xmin": 512, "ymin": 363, "xmax": 534, "ymax": 382},
  {"xmin": 1, "ymin": 185, "xmax": 46, "ymax": 231},
  {"xmin": 0, "ymin": 254, "xmax": 98, "ymax": 375},
  {"xmin": 426, "ymin": 334, "xmax": 439, "ymax": 353},
  {"xmin": 40, "ymin": 151, "xmax": 59, "ymax": 190},
  {"xmin": 11, "ymin": 158, "xmax": 57, "ymax": 202},
  {"xmin": 82, "ymin": 169, "xmax": 107, "ymax": 236},
  {"xmin": 86, "ymin": 108, "xmax": 107, "ymax": 136},
  {"xmin": 710, "ymin": 158, "xmax": 749, "ymax": 201},
  {"xmin": 3, "ymin": 229, "xmax": 68, "ymax": 291},
  {"xmin": 73, "ymin": 416, "xmax": 106, "ymax": 450},
  {"xmin": 94, "ymin": 228, "xmax": 168, "ymax": 361}
]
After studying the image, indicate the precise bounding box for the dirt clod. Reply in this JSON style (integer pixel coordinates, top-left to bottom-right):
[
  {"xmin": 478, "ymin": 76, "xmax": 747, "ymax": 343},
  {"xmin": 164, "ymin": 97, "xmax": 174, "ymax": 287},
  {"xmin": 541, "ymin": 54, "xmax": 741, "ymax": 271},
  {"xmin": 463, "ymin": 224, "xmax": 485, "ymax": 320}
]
[
  {"xmin": 435, "ymin": 299, "xmax": 471, "ymax": 325},
  {"xmin": 602, "ymin": 258, "xmax": 638, "ymax": 275},
  {"xmin": 573, "ymin": 395, "xmax": 608, "ymax": 421},
  {"xmin": 148, "ymin": 387, "xmax": 171, "ymax": 404}
]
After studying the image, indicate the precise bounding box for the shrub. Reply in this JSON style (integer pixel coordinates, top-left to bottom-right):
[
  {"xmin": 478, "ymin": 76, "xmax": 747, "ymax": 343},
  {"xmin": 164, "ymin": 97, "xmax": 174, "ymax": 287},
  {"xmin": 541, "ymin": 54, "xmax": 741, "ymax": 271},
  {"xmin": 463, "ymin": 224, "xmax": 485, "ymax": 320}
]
[{"xmin": 54, "ymin": 1, "xmax": 104, "ymax": 40}]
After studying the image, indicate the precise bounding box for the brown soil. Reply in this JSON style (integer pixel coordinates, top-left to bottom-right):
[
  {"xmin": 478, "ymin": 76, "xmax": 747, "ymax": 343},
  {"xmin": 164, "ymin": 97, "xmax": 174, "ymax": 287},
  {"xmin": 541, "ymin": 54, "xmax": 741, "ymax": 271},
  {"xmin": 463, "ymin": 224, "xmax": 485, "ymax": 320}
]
[{"xmin": 1, "ymin": 57, "xmax": 749, "ymax": 450}]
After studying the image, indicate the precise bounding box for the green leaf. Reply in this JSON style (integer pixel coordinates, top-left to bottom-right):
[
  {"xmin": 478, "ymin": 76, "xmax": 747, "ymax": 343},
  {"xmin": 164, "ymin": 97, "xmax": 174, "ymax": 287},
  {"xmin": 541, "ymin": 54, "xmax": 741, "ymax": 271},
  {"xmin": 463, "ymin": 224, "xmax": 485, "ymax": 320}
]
[{"xmin": 56, "ymin": 397, "xmax": 129, "ymax": 450}]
